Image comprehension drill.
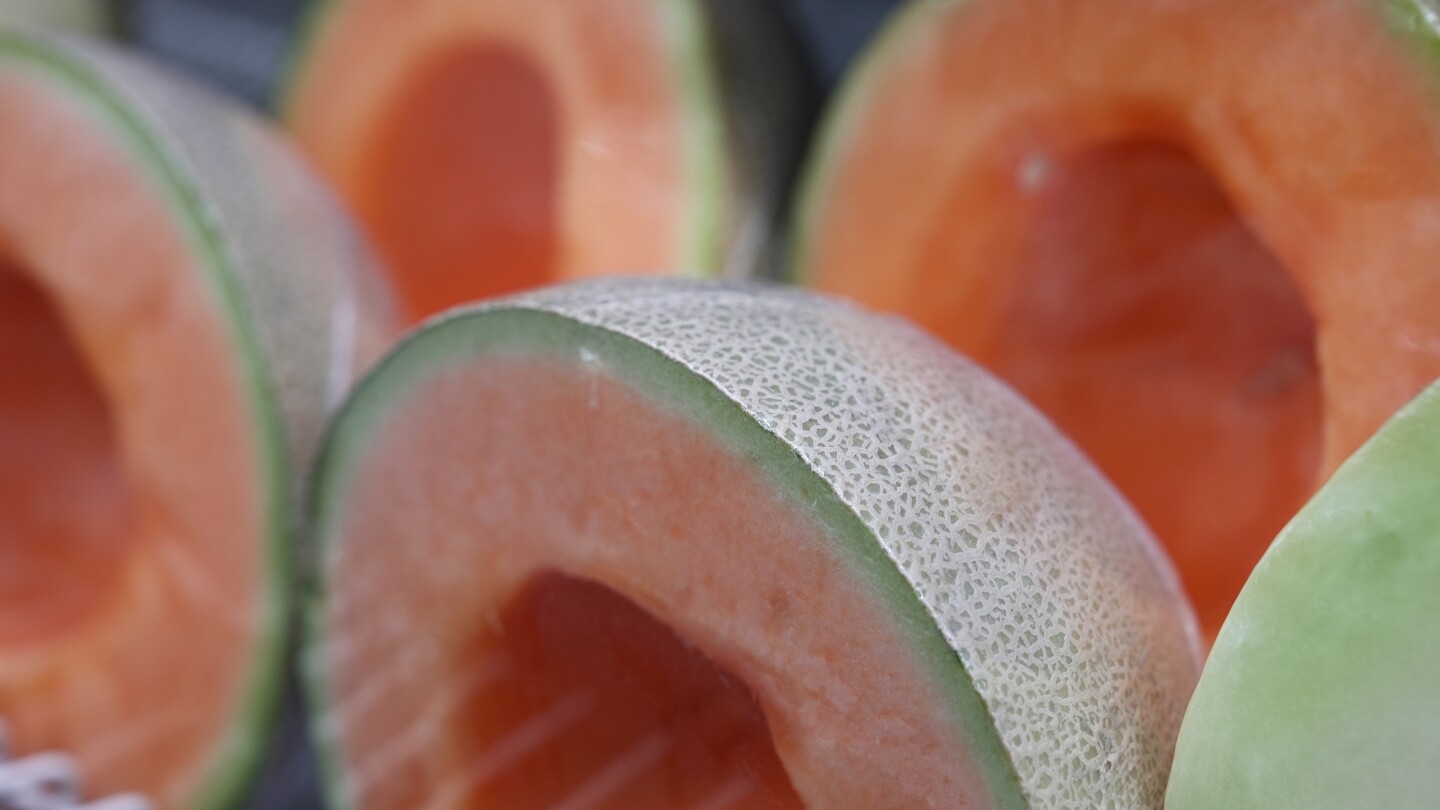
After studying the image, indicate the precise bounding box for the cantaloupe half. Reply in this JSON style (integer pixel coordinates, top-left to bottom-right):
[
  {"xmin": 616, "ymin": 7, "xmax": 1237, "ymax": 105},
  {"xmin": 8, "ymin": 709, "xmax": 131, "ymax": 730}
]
[
  {"xmin": 0, "ymin": 29, "xmax": 395, "ymax": 807},
  {"xmin": 282, "ymin": 0, "xmax": 813, "ymax": 325},
  {"xmin": 307, "ymin": 278, "xmax": 1201, "ymax": 808},
  {"xmin": 790, "ymin": 0, "xmax": 1440, "ymax": 640},
  {"xmin": 1167, "ymin": 379, "xmax": 1440, "ymax": 808}
]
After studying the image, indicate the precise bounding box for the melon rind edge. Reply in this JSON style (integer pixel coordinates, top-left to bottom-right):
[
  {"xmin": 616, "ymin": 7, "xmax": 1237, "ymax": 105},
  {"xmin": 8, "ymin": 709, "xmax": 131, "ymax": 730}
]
[
  {"xmin": 0, "ymin": 31, "xmax": 293, "ymax": 810},
  {"xmin": 0, "ymin": 29, "xmax": 397, "ymax": 809},
  {"xmin": 305, "ymin": 297, "xmax": 1027, "ymax": 809},
  {"xmin": 308, "ymin": 277, "xmax": 1200, "ymax": 809},
  {"xmin": 1166, "ymin": 379, "xmax": 1440, "ymax": 809},
  {"xmin": 783, "ymin": 0, "xmax": 936, "ymax": 285},
  {"xmin": 275, "ymin": 0, "xmax": 733, "ymax": 280}
]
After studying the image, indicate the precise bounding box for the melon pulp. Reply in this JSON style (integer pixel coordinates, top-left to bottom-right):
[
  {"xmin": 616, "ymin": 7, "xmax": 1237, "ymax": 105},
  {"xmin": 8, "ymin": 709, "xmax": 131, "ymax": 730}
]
[
  {"xmin": 0, "ymin": 30, "xmax": 395, "ymax": 808},
  {"xmin": 1167, "ymin": 379, "xmax": 1440, "ymax": 808},
  {"xmin": 307, "ymin": 278, "xmax": 1200, "ymax": 808},
  {"xmin": 790, "ymin": 0, "xmax": 1440, "ymax": 640},
  {"xmin": 283, "ymin": 0, "xmax": 814, "ymax": 325}
]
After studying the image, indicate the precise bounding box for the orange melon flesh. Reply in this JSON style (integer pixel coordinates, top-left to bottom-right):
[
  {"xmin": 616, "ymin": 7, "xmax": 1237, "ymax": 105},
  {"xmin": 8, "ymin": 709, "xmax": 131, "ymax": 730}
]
[
  {"xmin": 311, "ymin": 279, "xmax": 1201, "ymax": 808},
  {"xmin": 0, "ymin": 61, "xmax": 266, "ymax": 804},
  {"xmin": 286, "ymin": 0, "xmax": 690, "ymax": 324},
  {"xmin": 0, "ymin": 261, "xmax": 137, "ymax": 647},
  {"xmin": 361, "ymin": 44, "xmax": 558, "ymax": 318},
  {"xmin": 794, "ymin": 0, "xmax": 1440, "ymax": 639},
  {"xmin": 321, "ymin": 358, "xmax": 988, "ymax": 808},
  {"xmin": 0, "ymin": 31, "xmax": 396, "ymax": 807},
  {"xmin": 455, "ymin": 573, "xmax": 799, "ymax": 808}
]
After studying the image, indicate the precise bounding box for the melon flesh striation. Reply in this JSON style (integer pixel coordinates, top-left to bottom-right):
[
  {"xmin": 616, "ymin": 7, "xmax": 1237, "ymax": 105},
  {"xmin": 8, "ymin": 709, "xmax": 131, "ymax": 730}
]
[
  {"xmin": 308, "ymin": 278, "xmax": 1200, "ymax": 808},
  {"xmin": 790, "ymin": 0, "xmax": 1440, "ymax": 641},
  {"xmin": 0, "ymin": 29, "xmax": 396, "ymax": 808},
  {"xmin": 1167, "ymin": 379, "xmax": 1440, "ymax": 809},
  {"xmin": 283, "ymin": 0, "xmax": 814, "ymax": 324}
]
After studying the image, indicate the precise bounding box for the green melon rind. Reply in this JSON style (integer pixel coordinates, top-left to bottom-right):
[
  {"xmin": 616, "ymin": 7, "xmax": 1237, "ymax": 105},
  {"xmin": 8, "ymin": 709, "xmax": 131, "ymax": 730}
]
[
  {"xmin": 657, "ymin": 0, "xmax": 728, "ymax": 279},
  {"xmin": 1381, "ymin": 0, "xmax": 1440, "ymax": 74},
  {"xmin": 1166, "ymin": 380, "xmax": 1440, "ymax": 809},
  {"xmin": 0, "ymin": 30, "xmax": 394, "ymax": 809},
  {"xmin": 0, "ymin": 31, "xmax": 289, "ymax": 810},
  {"xmin": 277, "ymin": 0, "xmax": 733, "ymax": 280},
  {"xmin": 305, "ymin": 302, "xmax": 1027, "ymax": 810},
  {"xmin": 308, "ymin": 278, "xmax": 1200, "ymax": 808},
  {"xmin": 783, "ymin": 0, "xmax": 935, "ymax": 284},
  {"xmin": 691, "ymin": 0, "xmax": 818, "ymax": 279}
]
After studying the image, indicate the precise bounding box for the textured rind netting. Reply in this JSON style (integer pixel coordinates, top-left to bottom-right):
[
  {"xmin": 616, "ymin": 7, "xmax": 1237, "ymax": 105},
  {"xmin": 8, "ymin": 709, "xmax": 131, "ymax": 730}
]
[{"xmin": 496, "ymin": 278, "xmax": 1201, "ymax": 809}]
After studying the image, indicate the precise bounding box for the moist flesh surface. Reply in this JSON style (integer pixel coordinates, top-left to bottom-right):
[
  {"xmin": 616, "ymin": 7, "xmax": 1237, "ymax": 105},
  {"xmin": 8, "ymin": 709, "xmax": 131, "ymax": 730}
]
[
  {"xmin": 0, "ymin": 54, "xmax": 265, "ymax": 805},
  {"xmin": 799, "ymin": 0, "xmax": 1440, "ymax": 637},
  {"xmin": 320, "ymin": 353, "xmax": 993, "ymax": 809},
  {"xmin": 288, "ymin": 0, "xmax": 691, "ymax": 325}
]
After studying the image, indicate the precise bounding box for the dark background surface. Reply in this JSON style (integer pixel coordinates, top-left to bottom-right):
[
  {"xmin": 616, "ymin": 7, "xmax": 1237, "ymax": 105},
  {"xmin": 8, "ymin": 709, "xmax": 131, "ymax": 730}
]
[
  {"xmin": 117, "ymin": 0, "xmax": 904, "ymax": 806},
  {"xmin": 127, "ymin": 0, "xmax": 907, "ymax": 107}
]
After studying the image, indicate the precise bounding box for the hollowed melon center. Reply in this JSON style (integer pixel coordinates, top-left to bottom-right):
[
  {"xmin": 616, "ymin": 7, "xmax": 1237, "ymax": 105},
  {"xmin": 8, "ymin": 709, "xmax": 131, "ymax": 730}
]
[
  {"xmin": 965, "ymin": 138, "xmax": 1323, "ymax": 637},
  {"xmin": 452, "ymin": 571, "xmax": 801, "ymax": 808},
  {"xmin": 362, "ymin": 43, "xmax": 558, "ymax": 323},
  {"xmin": 0, "ymin": 256, "xmax": 137, "ymax": 646}
]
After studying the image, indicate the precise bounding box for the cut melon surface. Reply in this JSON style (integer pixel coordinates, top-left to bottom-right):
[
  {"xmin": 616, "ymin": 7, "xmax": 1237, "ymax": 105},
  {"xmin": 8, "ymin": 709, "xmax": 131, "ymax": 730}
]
[
  {"xmin": 0, "ymin": 29, "xmax": 395, "ymax": 808},
  {"xmin": 308, "ymin": 278, "xmax": 1200, "ymax": 808},
  {"xmin": 283, "ymin": 0, "xmax": 813, "ymax": 325},
  {"xmin": 790, "ymin": 0, "xmax": 1440, "ymax": 640},
  {"xmin": 1167, "ymin": 380, "xmax": 1440, "ymax": 808}
]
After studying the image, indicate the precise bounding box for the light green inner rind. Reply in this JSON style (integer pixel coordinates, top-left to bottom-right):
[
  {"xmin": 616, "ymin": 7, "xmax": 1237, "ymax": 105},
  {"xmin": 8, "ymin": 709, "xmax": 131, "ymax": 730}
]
[
  {"xmin": 278, "ymin": 0, "xmax": 731, "ymax": 279},
  {"xmin": 0, "ymin": 32, "xmax": 291, "ymax": 810},
  {"xmin": 1167, "ymin": 381, "xmax": 1440, "ymax": 809},
  {"xmin": 783, "ymin": 0, "xmax": 937, "ymax": 284},
  {"xmin": 307, "ymin": 305, "xmax": 1027, "ymax": 809},
  {"xmin": 1380, "ymin": 0, "xmax": 1440, "ymax": 74},
  {"xmin": 659, "ymin": 0, "xmax": 729, "ymax": 278}
]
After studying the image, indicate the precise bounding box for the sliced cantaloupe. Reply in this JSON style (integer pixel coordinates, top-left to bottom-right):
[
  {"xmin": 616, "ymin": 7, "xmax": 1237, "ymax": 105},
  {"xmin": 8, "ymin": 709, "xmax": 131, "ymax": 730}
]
[
  {"xmin": 1167, "ymin": 379, "xmax": 1440, "ymax": 808},
  {"xmin": 0, "ymin": 29, "xmax": 396, "ymax": 807},
  {"xmin": 790, "ymin": 0, "xmax": 1440, "ymax": 640},
  {"xmin": 307, "ymin": 278, "xmax": 1200, "ymax": 808},
  {"xmin": 282, "ymin": 0, "xmax": 814, "ymax": 325}
]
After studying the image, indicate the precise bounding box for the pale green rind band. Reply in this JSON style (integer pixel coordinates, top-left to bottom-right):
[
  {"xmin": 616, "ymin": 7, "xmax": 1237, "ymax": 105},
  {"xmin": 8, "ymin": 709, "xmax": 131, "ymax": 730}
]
[{"xmin": 1167, "ymin": 380, "xmax": 1440, "ymax": 809}]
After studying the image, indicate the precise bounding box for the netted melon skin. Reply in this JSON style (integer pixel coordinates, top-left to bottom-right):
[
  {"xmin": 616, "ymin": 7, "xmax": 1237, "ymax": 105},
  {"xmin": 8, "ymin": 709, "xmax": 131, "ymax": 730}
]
[{"xmin": 452, "ymin": 278, "xmax": 1203, "ymax": 809}]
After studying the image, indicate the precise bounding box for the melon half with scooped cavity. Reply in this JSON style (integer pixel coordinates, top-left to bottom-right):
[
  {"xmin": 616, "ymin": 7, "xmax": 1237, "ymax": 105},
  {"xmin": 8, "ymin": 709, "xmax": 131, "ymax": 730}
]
[
  {"xmin": 283, "ymin": 0, "xmax": 814, "ymax": 324},
  {"xmin": 307, "ymin": 279, "xmax": 1200, "ymax": 808},
  {"xmin": 791, "ymin": 0, "xmax": 1440, "ymax": 640},
  {"xmin": 0, "ymin": 29, "xmax": 395, "ymax": 808}
]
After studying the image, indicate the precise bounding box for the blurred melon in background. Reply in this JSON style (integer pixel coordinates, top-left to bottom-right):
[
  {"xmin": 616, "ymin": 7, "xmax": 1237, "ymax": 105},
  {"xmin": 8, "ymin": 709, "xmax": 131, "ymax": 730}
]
[
  {"xmin": 117, "ymin": 0, "xmax": 903, "ymax": 108},
  {"xmin": 0, "ymin": 0, "xmax": 116, "ymax": 34}
]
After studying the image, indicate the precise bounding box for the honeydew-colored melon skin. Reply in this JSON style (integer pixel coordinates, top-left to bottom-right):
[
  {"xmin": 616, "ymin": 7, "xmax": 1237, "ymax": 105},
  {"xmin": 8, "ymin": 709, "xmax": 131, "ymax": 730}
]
[
  {"xmin": 1166, "ymin": 381, "xmax": 1440, "ymax": 810},
  {"xmin": 308, "ymin": 278, "xmax": 1200, "ymax": 809},
  {"xmin": 0, "ymin": 29, "xmax": 395, "ymax": 810}
]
